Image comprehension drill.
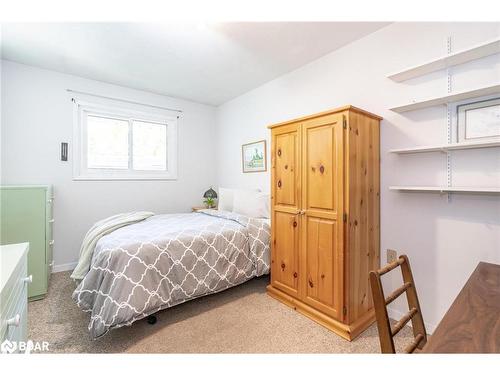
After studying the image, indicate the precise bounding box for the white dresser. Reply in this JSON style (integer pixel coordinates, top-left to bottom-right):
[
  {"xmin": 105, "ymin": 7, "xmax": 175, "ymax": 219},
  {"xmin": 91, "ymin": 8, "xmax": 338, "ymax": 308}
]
[{"xmin": 0, "ymin": 243, "xmax": 31, "ymax": 353}]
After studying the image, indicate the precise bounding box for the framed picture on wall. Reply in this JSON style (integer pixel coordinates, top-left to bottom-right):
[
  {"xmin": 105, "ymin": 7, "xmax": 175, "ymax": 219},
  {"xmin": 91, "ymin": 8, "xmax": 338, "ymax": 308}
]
[{"xmin": 242, "ymin": 140, "xmax": 267, "ymax": 173}]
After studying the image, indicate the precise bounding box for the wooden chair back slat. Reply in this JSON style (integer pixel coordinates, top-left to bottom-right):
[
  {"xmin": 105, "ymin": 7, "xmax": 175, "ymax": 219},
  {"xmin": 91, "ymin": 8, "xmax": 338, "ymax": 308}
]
[
  {"xmin": 369, "ymin": 255, "xmax": 428, "ymax": 354},
  {"xmin": 385, "ymin": 282, "xmax": 411, "ymax": 305},
  {"xmin": 377, "ymin": 257, "xmax": 405, "ymax": 276},
  {"xmin": 404, "ymin": 333, "xmax": 425, "ymax": 353},
  {"xmin": 391, "ymin": 307, "xmax": 417, "ymax": 336}
]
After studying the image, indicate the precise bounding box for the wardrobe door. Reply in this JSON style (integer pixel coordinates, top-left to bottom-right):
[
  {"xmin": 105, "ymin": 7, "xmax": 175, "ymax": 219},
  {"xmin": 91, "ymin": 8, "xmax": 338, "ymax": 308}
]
[
  {"xmin": 270, "ymin": 123, "xmax": 301, "ymax": 298},
  {"xmin": 300, "ymin": 113, "xmax": 345, "ymax": 320}
]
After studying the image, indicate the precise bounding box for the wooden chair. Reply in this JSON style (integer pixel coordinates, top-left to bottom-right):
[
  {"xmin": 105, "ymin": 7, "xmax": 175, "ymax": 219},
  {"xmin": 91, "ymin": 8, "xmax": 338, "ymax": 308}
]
[{"xmin": 369, "ymin": 255, "xmax": 427, "ymax": 353}]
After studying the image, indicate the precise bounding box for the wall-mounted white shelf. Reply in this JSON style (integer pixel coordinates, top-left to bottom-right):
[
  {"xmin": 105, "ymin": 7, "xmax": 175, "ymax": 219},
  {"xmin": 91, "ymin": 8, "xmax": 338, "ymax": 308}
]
[
  {"xmin": 389, "ymin": 140, "xmax": 500, "ymax": 154},
  {"xmin": 389, "ymin": 186, "xmax": 500, "ymax": 194},
  {"xmin": 389, "ymin": 83, "xmax": 500, "ymax": 113},
  {"xmin": 387, "ymin": 37, "xmax": 500, "ymax": 82}
]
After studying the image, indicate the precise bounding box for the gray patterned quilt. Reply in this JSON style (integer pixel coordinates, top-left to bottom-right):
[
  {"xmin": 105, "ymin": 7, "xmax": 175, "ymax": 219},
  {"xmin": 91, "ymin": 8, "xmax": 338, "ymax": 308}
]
[{"xmin": 72, "ymin": 209, "xmax": 270, "ymax": 339}]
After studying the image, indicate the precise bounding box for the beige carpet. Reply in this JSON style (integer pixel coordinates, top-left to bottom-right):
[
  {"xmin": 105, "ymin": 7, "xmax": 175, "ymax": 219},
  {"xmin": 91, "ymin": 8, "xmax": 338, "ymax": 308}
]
[{"xmin": 28, "ymin": 272, "xmax": 415, "ymax": 353}]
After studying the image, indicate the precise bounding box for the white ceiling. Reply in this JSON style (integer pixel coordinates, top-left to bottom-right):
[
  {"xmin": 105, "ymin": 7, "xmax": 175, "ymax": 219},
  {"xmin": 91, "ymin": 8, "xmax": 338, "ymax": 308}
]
[{"xmin": 1, "ymin": 22, "xmax": 389, "ymax": 106}]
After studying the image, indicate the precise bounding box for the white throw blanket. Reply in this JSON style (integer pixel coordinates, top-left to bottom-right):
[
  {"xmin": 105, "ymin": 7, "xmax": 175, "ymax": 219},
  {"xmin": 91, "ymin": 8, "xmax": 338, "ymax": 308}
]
[{"xmin": 71, "ymin": 211, "xmax": 154, "ymax": 281}]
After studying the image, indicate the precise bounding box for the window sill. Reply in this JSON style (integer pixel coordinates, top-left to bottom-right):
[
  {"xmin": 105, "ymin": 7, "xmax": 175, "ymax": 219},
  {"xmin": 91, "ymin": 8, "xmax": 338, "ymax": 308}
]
[{"xmin": 73, "ymin": 175, "xmax": 178, "ymax": 181}]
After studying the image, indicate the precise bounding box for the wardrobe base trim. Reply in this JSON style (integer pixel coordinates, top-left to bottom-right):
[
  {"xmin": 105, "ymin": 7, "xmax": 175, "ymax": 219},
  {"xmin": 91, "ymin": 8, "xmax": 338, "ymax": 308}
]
[{"xmin": 267, "ymin": 285, "xmax": 375, "ymax": 341}]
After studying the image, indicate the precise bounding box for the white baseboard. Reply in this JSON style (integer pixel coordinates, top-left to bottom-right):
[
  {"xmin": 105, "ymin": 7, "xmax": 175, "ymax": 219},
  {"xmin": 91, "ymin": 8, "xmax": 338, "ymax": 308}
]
[
  {"xmin": 52, "ymin": 261, "xmax": 77, "ymax": 273},
  {"xmin": 387, "ymin": 306, "xmax": 436, "ymax": 334}
]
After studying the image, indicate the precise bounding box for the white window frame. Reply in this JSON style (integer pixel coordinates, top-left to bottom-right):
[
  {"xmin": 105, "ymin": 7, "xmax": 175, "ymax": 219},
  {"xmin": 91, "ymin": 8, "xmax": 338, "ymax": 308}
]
[
  {"xmin": 73, "ymin": 99, "xmax": 178, "ymax": 180},
  {"xmin": 456, "ymin": 97, "xmax": 500, "ymax": 143}
]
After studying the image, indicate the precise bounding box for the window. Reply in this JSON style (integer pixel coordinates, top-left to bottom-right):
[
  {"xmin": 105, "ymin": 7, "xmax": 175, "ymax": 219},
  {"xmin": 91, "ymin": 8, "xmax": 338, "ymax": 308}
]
[
  {"xmin": 73, "ymin": 99, "xmax": 177, "ymax": 180},
  {"xmin": 457, "ymin": 98, "xmax": 500, "ymax": 142}
]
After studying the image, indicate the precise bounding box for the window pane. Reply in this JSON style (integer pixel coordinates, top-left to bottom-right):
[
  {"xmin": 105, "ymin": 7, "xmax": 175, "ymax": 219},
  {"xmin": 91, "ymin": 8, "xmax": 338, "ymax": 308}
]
[
  {"xmin": 465, "ymin": 104, "xmax": 500, "ymax": 139},
  {"xmin": 132, "ymin": 120, "xmax": 167, "ymax": 171},
  {"xmin": 87, "ymin": 115, "xmax": 129, "ymax": 169}
]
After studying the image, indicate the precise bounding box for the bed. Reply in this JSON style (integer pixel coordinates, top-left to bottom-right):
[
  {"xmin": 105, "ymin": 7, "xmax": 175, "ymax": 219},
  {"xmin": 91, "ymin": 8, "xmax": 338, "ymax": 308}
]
[{"xmin": 72, "ymin": 209, "xmax": 270, "ymax": 339}]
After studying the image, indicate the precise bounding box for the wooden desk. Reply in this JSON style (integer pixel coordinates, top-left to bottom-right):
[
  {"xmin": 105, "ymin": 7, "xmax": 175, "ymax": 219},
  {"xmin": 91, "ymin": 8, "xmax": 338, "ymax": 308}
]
[{"xmin": 423, "ymin": 262, "xmax": 500, "ymax": 353}]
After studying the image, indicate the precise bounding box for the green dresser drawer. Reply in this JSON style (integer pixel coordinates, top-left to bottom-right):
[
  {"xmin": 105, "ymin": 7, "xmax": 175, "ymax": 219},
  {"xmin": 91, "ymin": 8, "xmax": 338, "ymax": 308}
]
[{"xmin": 0, "ymin": 186, "xmax": 53, "ymax": 300}]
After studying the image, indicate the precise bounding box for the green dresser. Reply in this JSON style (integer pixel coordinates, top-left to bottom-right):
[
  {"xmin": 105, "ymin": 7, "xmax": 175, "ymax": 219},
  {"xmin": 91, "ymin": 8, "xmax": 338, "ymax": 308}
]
[{"xmin": 0, "ymin": 186, "xmax": 53, "ymax": 300}]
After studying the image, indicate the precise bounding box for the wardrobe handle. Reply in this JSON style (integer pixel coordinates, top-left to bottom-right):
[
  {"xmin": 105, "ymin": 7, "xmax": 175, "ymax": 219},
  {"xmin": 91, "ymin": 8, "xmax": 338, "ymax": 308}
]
[
  {"xmin": 277, "ymin": 149, "xmax": 282, "ymax": 157},
  {"xmin": 280, "ymin": 262, "xmax": 286, "ymax": 270},
  {"xmin": 23, "ymin": 275, "xmax": 33, "ymax": 285},
  {"xmin": 277, "ymin": 180, "xmax": 282, "ymax": 188},
  {"xmin": 308, "ymin": 279, "xmax": 314, "ymax": 288},
  {"xmin": 293, "ymin": 272, "xmax": 298, "ymax": 278},
  {"xmin": 319, "ymin": 165, "xmax": 325, "ymax": 174},
  {"xmin": 293, "ymin": 221, "xmax": 297, "ymax": 228}
]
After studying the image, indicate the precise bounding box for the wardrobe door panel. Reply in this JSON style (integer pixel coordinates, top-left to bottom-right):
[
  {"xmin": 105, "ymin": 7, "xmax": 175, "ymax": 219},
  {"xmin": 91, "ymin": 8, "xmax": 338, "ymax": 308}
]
[
  {"xmin": 306, "ymin": 125, "xmax": 334, "ymax": 210},
  {"xmin": 271, "ymin": 211, "xmax": 300, "ymax": 297},
  {"xmin": 271, "ymin": 123, "xmax": 301, "ymax": 298},
  {"xmin": 301, "ymin": 114, "xmax": 344, "ymax": 320},
  {"xmin": 274, "ymin": 131, "xmax": 299, "ymax": 207},
  {"xmin": 303, "ymin": 216, "xmax": 343, "ymax": 317}
]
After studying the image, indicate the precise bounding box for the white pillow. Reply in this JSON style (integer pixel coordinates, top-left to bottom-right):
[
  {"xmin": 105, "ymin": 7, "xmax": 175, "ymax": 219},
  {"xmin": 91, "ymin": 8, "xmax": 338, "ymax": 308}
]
[
  {"xmin": 217, "ymin": 188, "xmax": 235, "ymax": 212},
  {"xmin": 233, "ymin": 190, "xmax": 270, "ymax": 218},
  {"xmin": 217, "ymin": 187, "xmax": 260, "ymax": 212}
]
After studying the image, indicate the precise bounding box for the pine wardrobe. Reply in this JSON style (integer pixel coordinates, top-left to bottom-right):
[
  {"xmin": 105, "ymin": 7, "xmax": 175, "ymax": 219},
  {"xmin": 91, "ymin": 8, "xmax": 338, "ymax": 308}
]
[{"xmin": 267, "ymin": 105, "xmax": 382, "ymax": 341}]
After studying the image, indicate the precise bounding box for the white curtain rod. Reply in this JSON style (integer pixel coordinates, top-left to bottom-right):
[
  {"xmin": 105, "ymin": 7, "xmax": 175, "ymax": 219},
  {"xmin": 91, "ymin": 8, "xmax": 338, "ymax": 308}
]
[{"xmin": 66, "ymin": 89, "xmax": 183, "ymax": 113}]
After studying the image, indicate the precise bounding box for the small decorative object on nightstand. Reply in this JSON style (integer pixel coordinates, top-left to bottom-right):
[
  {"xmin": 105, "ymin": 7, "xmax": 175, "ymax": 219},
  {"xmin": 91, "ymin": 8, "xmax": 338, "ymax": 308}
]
[{"xmin": 202, "ymin": 187, "xmax": 217, "ymax": 208}]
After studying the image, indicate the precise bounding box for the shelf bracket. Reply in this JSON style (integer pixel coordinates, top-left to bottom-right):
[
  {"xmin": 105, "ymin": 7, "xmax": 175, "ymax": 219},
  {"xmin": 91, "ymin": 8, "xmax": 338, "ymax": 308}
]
[
  {"xmin": 446, "ymin": 105, "xmax": 452, "ymax": 203},
  {"xmin": 446, "ymin": 36, "xmax": 453, "ymax": 203}
]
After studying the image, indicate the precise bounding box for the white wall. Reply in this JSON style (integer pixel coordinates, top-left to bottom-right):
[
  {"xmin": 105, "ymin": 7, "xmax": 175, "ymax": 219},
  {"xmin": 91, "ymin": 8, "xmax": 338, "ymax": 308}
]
[
  {"xmin": 1, "ymin": 61, "xmax": 217, "ymax": 269},
  {"xmin": 215, "ymin": 22, "xmax": 500, "ymax": 331}
]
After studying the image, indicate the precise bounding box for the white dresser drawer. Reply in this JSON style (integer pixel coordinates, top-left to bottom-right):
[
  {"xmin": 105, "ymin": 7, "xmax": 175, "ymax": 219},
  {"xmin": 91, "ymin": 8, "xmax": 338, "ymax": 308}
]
[
  {"xmin": 0, "ymin": 243, "xmax": 30, "ymax": 353},
  {"xmin": 4, "ymin": 288, "xmax": 28, "ymax": 353},
  {"xmin": 1, "ymin": 259, "xmax": 27, "ymax": 337}
]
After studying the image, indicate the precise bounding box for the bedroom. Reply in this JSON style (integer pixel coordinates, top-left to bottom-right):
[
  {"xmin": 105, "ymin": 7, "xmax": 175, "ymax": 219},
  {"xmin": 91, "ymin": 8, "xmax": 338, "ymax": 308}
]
[{"xmin": 0, "ymin": 0, "xmax": 499, "ymax": 372}]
